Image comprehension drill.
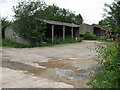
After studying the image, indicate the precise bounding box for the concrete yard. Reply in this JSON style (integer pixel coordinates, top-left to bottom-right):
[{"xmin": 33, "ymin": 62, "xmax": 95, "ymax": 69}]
[{"xmin": 0, "ymin": 40, "xmax": 102, "ymax": 88}]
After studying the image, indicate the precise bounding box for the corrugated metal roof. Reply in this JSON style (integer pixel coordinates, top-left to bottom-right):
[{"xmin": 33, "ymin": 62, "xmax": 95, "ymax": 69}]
[{"xmin": 43, "ymin": 20, "xmax": 80, "ymax": 27}]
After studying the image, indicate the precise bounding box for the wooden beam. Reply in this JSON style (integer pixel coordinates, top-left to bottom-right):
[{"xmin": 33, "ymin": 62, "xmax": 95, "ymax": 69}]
[
  {"xmin": 52, "ymin": 25, "xmax": 54, "ymax": 43},
  {"xmin": 78, "ymin": 27, "xmax": 80, "ymax": 38},
  {"xmin": 63, "ymin": 25, "xmax": 65, "ymax": 40},
  {"xmin": 71, "ymin": 27, "xmax": 73, "ymax": 39}
]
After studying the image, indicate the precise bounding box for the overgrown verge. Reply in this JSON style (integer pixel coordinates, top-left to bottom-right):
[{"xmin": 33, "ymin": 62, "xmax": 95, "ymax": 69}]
[
  {"xmin": 87, "ymin": 42, "xmax": 120, "ymax": 88},
  {"xmin": 1, "ymin": 38, "xmax": 82, "ymax": 48},
  {"xmin": 1, "ymin": 39, "xmax": 29, "ymax": 48},
  {"xmin": 87, "ymin": 1, "xmax": 120, "ymax": 88}
]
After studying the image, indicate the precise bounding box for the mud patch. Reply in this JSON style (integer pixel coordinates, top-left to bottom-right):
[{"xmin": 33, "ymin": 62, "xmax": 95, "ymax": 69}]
[
  {"xmin": 36, "ymin": 59, "xmax": 97, "ymax": 71},
  {"xmin": 36, "ymin": 59, "xmax": 79, "ymax": 71},
  {"xmin": 2, "ymin": 60, "xmax": 46, "ymax": 75},
  {"xmin": 35, "ymin": 59, "xmax": 97, "ymax": 82},
  {"xmin": 2, "ymin": 60, "xmax": 98, "ymax": 88}
]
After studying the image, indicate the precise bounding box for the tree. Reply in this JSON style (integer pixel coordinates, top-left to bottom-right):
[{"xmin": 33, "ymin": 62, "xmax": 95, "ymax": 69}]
[
  {"xmin": 104, "ymin": 1, "xmax": 120, "ymax": 87},
  {"xmin": 98, "ymin": 17, "xmax": 112, "ymax": 25},
  {"xmin": 12, "ymin": 0, "xmax": 83, "ymax": 45},
  {"xmin": 107, "ymin": 1, "xmax": 120, "ymax": 34},
  {"xmin": 12, "ymin": 0, "xmax": 46, "ymax": 45},
  {"xmin": 102, "ymin": 1, "xmax": 120, "ymax": 86},
  {"xmin": 106, "ymin": 1, "xmax": 120, "ymax": 50},
  {"xmin": 37, "ymin": 4, "xmax": 83, "ymax": 24},
  {"xmin": 110, "ymin": 2, "xmax": 120, "ymax": 76},
  {"xmin": 1, "ymin": 18, "xmax": 11, "ymax": 39},
  {"xmin": 87, "ymin": 1, "xmax": 120, "ymax": 88},
  {"xmin": 99, "ymin": 1, "xmax": 120, "ymax": 41},
  {"xmin": 75, "ymin": 14, "xmax": 83, "ymax": 24}
]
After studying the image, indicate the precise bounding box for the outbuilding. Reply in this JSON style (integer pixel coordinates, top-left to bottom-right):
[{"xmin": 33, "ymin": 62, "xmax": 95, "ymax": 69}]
[
  {"xmin": 43, "ymin": 20, "xmax": 80, "ymax": 43},
  {"xmin": 4, "ymin": 20, "xmax": 80, "ymax": 44}
]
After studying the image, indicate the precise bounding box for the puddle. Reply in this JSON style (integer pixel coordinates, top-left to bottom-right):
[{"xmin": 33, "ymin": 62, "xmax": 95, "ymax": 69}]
[
  {"xmin": 53, "ymin": 68, "xmax": 92, "ymax": 81},
  {"xmin": 2, "ymin": 59, "xmax": 99, "ymax": 88},
  {"xmin": 36, "ymin": 59, "xmax": 95, "ymax": 81}
]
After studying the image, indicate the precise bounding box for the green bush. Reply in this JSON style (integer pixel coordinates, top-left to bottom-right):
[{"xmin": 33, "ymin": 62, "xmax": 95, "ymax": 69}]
[
  {"xmin": 84, "ymin": 31, "xmax": 97, "ymax": 40},
  {"xmin": 97, "ymin": 38, "xmax": 107, "ymax": 41},
  {"xmin": 2, "ymin": 39, "xmax": 30, "ymax": 48},
  {"xmin": 87, "ymin": 42, "xmax": 120, "ymax": 88}
]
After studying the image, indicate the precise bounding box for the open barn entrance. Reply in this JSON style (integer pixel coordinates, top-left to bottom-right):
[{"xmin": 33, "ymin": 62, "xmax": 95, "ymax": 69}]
[
  {"xmin": 94, "ymin": 27, "xmax": 106, "ymax": 38},
  {"xmin": 54, "ymin": 25, "xmax": 63, "ymax": 39},
  {"xmin": 45, "ymin": 24, "xmax": 52, "ymax": 42},
  {"xmin": 44, "ymin": 20, "xmax": 80, "ymax": 43},
  {"xmin": 94, "ymin": 27, "xmax": 101, "ymax": 37},
  {"xmin": 73, "ymin": 27, "xmax": 79, "ymax": 38},
  {"xmin": 65, "ymin": 26, "xmax": 72, "ymax": 38}
]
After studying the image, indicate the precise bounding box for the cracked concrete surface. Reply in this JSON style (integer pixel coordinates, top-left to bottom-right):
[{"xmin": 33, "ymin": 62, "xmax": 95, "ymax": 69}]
[{"xmin": 0, "ymin": 40, "xmax": 102, "ymax": 88}]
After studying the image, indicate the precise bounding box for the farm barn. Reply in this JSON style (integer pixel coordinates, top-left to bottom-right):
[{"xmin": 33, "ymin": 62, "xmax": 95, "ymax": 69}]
[
  {"xmin": 4, "ymin": 20, "xmax": 80, "ymax": 44},
  {"xmin": 2, "ymin": 20, "xmax": 107, "ymax": 45}
]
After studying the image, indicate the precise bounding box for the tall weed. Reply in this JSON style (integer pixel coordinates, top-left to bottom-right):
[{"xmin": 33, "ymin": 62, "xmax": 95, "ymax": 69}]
[{"xmin": 87, "ymin": 42, "xmax": 120, "ymax": 88}]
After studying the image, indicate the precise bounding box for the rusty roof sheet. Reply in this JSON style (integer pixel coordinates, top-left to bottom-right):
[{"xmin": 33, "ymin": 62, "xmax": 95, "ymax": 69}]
[{"xmin": 92, "ymin": 24, "xmax": 109, "ymax": 30}]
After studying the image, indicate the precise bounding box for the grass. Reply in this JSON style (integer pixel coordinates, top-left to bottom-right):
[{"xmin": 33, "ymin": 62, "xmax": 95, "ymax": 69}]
[
  {"xmin": 1, "ymin": 39, "xmax": 30, "ymax": 48},
  {"xmin": 1, "ymin": 38, "xmax": 82, "ymax": 48}
]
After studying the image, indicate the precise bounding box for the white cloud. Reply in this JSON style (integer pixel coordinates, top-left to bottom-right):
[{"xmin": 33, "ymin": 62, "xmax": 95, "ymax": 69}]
[
  {"xmin": 0, "ymin": 0, "xmax": 115, "ymax": 24},
  {"xmin": 0, "ymin": 0, "xmax": 18, "ymax": 20}
]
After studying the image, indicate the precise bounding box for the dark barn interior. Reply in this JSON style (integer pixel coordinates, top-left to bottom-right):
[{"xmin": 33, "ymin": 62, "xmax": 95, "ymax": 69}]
[
  {"xmin": 65, "ymin": 26, "xmax": 72, "ymax": 38},
  {"xmin": 42, "ymin": 20, "xmax": 80, "ymax": 43},
  {"xmin": 94, "ymin": 27, "xmax": 106, "ymax": 37},
  {"xmin": 73, "ymin": 27, "xmax": 79, "ymax": 37},
  {"xmin": 45, "ymin": 24, "xmax": 79, "ymax": 42},
  {"xmin": 45, "ymin": 24, "xmax": 52, "ymax": 39}
]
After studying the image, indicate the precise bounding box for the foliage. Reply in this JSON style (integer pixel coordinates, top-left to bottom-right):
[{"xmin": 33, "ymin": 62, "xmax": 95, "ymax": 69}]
[
  {"xmin": 98, "ymin": 17, "xmax": 112, "ymax": 25},
  {"xmin": 1, "ymin": 38, "xmax": 82, "ymax": 48},
  {"xmin": 99, "ymin": 1, "xmax": 120, "ymax": 41},
  {"xmin": 87, "ymin": 43, "xmax": 120, "ymax": 88},
  {"xmin": 84, "ymin": 31, "xmax": 96, "ymax": 40},
  {"xmin": 12, "ymin": 0, "xmax": 83, "ymax": 45},
  {"xmin": 87, "ymin": 1, "xmax": 120, "ymax": 88},
  {"xmin": 105, "ymin": 1, "xmax": 120, "ymax": 61},
  {"xmin": 2, "ymin": 39, "xmax": 29, "ymax": 48},
  {"xmin": 36, "ymin": 4, "xmax": 83, "ymax": 24},
  {"xmin": 1, "ymin": 18, "xmax": 11, "ymax": 31},
  {"xmin": 12, "ymin": 0, "xmax": 46, "ymax": 45},
  {"xmin": 1, "ymin": 18, "xmax": 11, "ymax": 39}
]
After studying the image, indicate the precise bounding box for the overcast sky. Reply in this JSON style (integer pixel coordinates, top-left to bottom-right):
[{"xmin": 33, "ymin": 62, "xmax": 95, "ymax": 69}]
[{"xmin": 0, "ymin": 0, "xmax": 115, "ymax": 24}]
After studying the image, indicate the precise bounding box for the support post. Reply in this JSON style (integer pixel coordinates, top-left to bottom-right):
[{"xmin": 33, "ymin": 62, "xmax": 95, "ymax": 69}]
[
  {"xmin": 52, "ymin": 25, "xmax": 54, "ymax": 43},
  {"xmin": 63, "ymin": 25, "xmax": 65, "ymax": 40},
  {"xmin": 71, "ymin": 27, "xmax": 73, "ymax": 39},
  {"xmin": 79, "ymin": 27, "xmax": 80, "ymax": 38}
]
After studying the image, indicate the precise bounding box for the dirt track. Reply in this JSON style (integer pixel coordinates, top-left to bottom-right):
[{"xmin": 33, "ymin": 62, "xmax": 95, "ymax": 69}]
[{"xmin": 1, "ymin": 40, "xmax": 101, "ymax": 88}]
